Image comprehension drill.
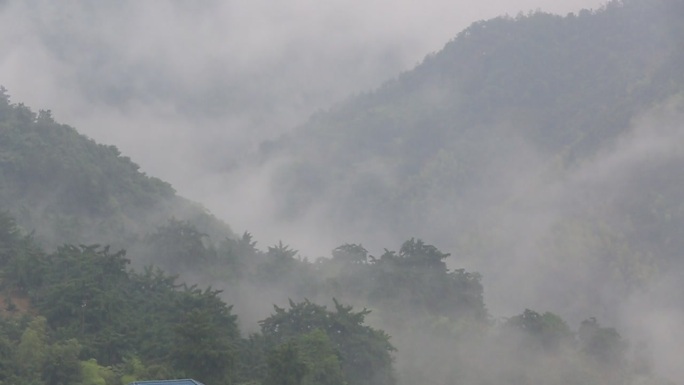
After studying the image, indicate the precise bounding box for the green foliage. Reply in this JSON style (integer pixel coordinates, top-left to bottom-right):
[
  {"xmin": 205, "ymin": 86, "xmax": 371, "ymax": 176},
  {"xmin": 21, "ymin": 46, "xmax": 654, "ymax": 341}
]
[
  {"xmin": 296, "ymin": 330, "xmax": 345, "ymax": 385},
  {"xmin": 0, "ymin": 210, "xmax": 46, "ymax": 291},
  {"xmin": 16, "ymin": 316, "xmax": 48, "ymax": 384},
  {"xmin": 0, "ymin": 208, "xmax": 672, "ymax": 385},
  {"xmin": 0, "ymin": 211, "xmax": 20, "ymax": 266},
  {"xmin": 118, "ymin": 357, "xmax": 147, "ymax": 385},
  {"xmin": 78, "ymin": 359, "xmax": 116, "ymax": 385},
  {"xmin": 332, "ymin": 243, "xmax": 368, "ymax": 264},
  {"xmin": 506, "ymin": 309, "xmax": 573, "ymax": 351},
  {"xmin": 214, "ymin": 232, "xmax": 259, "ymax": 280},
  {"xmin": 265, "ymin": 341, "xmax": 308, "ymax": 385},
  {"xmin": 170, "ymin": 287, "xmax": 238, "ymax": 385},
  {"xmin": 369, "ymin": 239, "xmax": 486, "ymax": 322},
  {"xmin": 260, "ymin": 299, "xmax": 395, "ymax": 385},
  {"xmin": 257, "ymin": 241, "xmax": 300, "ymax": 282},
  {"xmin": 0, "ymin": 213, "xmax": 243, "ymax": 383},
  {"xmin": 0, "ymin": 89, "xmax": 232, "ymax": 250},
  {"xmin": 143, "ymin": 218, "xmax": 214, "ymax": 274},
  {"xmin": 234, "ymin": 334, "xmax": 269, "ymax": 385},
  {"xmin": 578, "ymin": 317, "xmax": 626, "ymax": 366},
  {"xmin": 43, "ymin": 338, "xmax": 83, "ymax": 385},
  {"xmin": 258, "ymin": 1, "xmax": 684, "ymax": 320},
  {"xmin": 1, "ymin": 4, "xmax": 682, "ymax": 384},
  {"xmin": 396, "ymin": 238, "xmax": 449, "ymax": 270},
  {"xmin": 32, "ymin": 245, "xmax": 131, "ymax": 364}
]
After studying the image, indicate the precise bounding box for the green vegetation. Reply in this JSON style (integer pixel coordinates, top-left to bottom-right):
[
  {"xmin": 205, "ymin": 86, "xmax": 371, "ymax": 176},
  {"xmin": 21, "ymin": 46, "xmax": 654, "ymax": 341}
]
[
  {"xmin": 0, "ymin": 86, "xmax": 232, "ymax": 250},
  {"xmin": 265, "ymin": 0, "xmax": 684, "ymax": 251},
  {"xmin": 260, "ymin": 0, "xmax": 684, "ymax": 328},
  {"xmin": 0, "ymin": 1, "xmax": 682, "ymax": 384},
  {"xmin": 0, "ymin": 208, "xmax": 671, "ymax": 385}
]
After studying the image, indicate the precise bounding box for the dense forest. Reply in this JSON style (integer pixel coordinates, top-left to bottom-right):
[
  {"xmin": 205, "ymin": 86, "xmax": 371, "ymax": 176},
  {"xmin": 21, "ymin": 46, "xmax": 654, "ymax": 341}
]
[
  {"xmin": 1, "ymin": 0, "xmax": 683, "ymax": 384},
  {"xmin": 0, "ymin": 91, "xmax": 673, "ymax": 384},
  {"xmin": 260, "ymin": 0, "xmax": 684, "ymax": 336},
  {"xmin": 0, "ymin": 86, "xmax": 232, "ymax": 251},
  {"xmin": 0, "ymin": 209, "xmax": 669, "ymax": 385}
]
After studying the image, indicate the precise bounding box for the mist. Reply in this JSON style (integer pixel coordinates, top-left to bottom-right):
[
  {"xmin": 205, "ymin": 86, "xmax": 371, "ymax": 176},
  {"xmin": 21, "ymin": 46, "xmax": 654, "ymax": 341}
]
[
  {"xmin": 1, "ymin": 0, "xmax": 606, "ymax": 248},
  {"xmin": 5, "ymin": 0, "xmax": 683, "ymax": 383}
]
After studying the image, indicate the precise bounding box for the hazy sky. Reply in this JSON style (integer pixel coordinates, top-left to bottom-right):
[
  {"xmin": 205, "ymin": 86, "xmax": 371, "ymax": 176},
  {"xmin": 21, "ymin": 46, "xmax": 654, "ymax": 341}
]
[
  {"xmin": 0, "ymin": 0, "xmax": 606, "ymax": 249},
  {"xmin": 1, "ymin": 0, "xmax": 605, "ymax": 157}
]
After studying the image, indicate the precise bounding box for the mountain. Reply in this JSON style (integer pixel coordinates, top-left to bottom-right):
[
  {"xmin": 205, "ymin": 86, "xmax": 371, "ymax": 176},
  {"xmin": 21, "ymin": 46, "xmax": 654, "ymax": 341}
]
[
  {"xmin": 258, "ymin": 0, "xmax": 684, "ymax": 321},
  {"xmin": 0, "ymin": 87, "xmax": 233, "ymax": 249},
  {"xmin": 265, "ymin": 0, "xmax": 683, "ymax": 231},
  {"xmin": 0, "ymin": 1, "xmax": 682, "ymax": 383}
]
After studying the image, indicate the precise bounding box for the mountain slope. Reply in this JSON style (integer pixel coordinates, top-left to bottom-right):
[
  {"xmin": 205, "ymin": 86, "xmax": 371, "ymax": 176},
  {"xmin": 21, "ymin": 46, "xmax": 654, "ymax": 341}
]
[
  {"xmin": 258, "ymin": 0, "xmax": 684, "ymax": 322},
  {"xmin": 0, "ymin": 87, "xmax": 233, "ymax": 248},
  {"xmin": 267, "ymin": 0, "xmax": 682, "ymax": 225}
]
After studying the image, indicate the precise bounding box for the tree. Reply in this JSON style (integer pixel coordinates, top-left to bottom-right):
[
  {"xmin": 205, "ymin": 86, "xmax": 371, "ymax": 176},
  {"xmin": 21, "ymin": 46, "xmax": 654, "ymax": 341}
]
[
  {"xmin": 265, "ymin": 341, "xmax": 308, "ymax": 385},
  {"xmin": 170, "ymin": 286, "xmax": 238, "ymax": 385},
  {"xmin": 0, "ymin": 211, "xmax": 21, "ymax": 266},
  {"xmin": 78, "ymin": 359, "xmax": 115, "ymax": 385},
  {"xmin": 260, "ymin": 299, "xmax": 395, "ymax": 385},
  {"xmin": 33, "ymin": 245, "xmax": 132, "ymax": 365},
  {"xmin": 144, "ymin": 218, "xmax": 213, "ymax": 274},
  {"xmin": 42, "ymin": 339, "xmax": 82, "ymax": 385},
  {"xmin": 296, "ymin": 329, "xmax": 345, "ymax": 385},
  {"xmin": 397, "ymin": 238, "xmax": 449, "ymax": 270},
  {"xmin": 0, "ymin": 210, "xmax": 45, "ymax": 290},
  {"xmin": 257, "ymin": 241, "xmax": 300, "ymax": 284},
  {"xmin": 505, "ymin": 309, "xmax": 573, "ymax": 351},
  {"xmin": 332, "ymin": 243, "xmax": 368, "ymax": 264},
  {"xmin": 215, "ymin": 232, "xmax": 260, "ymax": 280},
  {"xmin": 369, "ymin": 239, "xmax": 486, "ymax": 321},
  {"xmin": 578, "ymin": 317, "xmax": 626, "ymax": 365},
  {"xmin": 16, "ymin": 316, "xmax": 49, "ymax": 385}
]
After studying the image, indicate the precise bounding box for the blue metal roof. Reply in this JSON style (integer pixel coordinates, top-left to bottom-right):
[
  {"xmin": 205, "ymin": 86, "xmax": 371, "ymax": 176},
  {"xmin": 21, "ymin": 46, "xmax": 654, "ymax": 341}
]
[{"xmin": 127, "ymin": 380, "xmax": 205, "ymax": 385}]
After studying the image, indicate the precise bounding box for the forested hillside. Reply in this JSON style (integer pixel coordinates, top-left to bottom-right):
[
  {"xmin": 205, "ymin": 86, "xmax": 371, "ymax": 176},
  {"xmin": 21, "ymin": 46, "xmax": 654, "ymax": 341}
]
[
  {"xmin": 0, "ymin": 86, "xmax": 232, "ymax": 249},
  {"xmin": 260, "ymin": 0, "xmax": 684, "ymax": 327},
  {"xmin": 0, "ymin": 209, "xmax": 671, "ymax": 385},
  {"xmin": 0, "ymin": 210, "xmax": 397, "ymax": 385},
  {"xmin": 266, "ymin": 0, "xmax": 683, "ymax": 228},
  {"xmin": 0, "ymin": 0, "xmax": 683, "ymax": 384},
  {"xmin": 0, "ymin": 94, "xmax": 671, "ymax": 384}
]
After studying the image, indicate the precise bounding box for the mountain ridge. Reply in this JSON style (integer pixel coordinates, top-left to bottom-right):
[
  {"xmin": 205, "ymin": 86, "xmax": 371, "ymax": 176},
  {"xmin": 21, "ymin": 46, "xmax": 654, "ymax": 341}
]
[{"xmin": 0, "ymin": 87, "xmax": 233, "ymax": 249}]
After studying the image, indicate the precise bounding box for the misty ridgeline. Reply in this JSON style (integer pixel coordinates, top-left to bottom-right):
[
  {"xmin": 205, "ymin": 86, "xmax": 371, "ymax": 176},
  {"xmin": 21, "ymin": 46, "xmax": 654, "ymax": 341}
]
[{"xmin": 0, "ymin": 0, "xmax": 683, "ymax": 384}]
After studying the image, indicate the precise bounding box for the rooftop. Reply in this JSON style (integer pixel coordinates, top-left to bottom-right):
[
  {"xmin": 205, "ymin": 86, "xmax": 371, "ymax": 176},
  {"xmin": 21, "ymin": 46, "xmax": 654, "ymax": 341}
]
[{"xmin": 127, "ymin": 380, "xmax": 205, "ymax": 385}]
